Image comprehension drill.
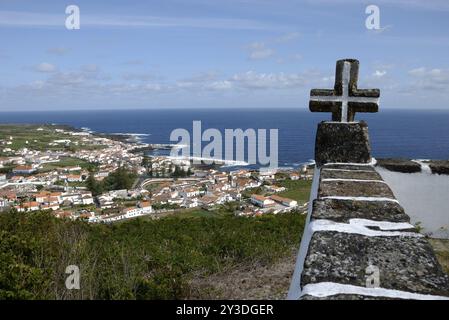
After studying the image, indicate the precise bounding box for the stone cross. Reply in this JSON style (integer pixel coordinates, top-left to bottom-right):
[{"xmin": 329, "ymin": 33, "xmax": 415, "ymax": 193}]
[{"xmin": 309, "ymin": 59, "xmax": 380, "ymax": 122}]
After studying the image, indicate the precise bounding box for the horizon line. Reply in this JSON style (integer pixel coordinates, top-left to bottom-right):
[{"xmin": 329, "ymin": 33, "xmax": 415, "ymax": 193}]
[{"xmin": 1, "ymin": 106, "xmax": 449, "ymax": 114}]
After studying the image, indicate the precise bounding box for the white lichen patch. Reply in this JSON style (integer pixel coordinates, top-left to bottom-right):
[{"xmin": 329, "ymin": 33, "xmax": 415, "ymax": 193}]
[
  {"xmin": 309, "ymin": 219, "xmax": 422, "ymax": 238},
  {"xmin": 300, "ymin": 282, "xmax": 449, "ymax": 300}
]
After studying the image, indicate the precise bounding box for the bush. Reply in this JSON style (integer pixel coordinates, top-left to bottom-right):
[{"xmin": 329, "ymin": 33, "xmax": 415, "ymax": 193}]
[{"xmin": 0, "ymin": 210, "xmax": 305, "ymax": 299}]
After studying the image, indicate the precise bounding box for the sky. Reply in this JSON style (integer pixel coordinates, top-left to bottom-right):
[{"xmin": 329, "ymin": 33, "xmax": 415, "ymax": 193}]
[{"xmin": 0, "ymin": 0, "xmax": 448, "ymax": 111}]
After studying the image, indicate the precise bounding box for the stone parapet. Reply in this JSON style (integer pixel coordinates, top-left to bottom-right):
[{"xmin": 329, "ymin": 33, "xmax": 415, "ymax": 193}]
[
  {"xmin": 289, "ymin": 164, "xmax": 449, "ymax": 300},
  {"xmin": 314, "ymin": 122, "xmax": 372, "ymax": 166}
]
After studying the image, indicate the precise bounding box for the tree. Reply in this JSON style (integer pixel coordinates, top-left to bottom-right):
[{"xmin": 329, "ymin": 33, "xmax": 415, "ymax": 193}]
[
  {"xmin": 86, "ymin": 172, "xmax": 103, "ymax": 196},
  {"xmin": 141, "ymin": 156, "xmax": 152, "ymax": 175},
  {"xmin": 103, "ymin": 167, "xmax": 137, "ymax": 191},
  {"xmin": 173, "ymin": 166, "xmax": 184, "ymax": 178}
]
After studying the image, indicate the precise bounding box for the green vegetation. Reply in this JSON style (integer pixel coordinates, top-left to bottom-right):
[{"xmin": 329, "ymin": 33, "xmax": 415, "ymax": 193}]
[
  {"xmin": 0, "ymin": 124, "xmax": 105, "ymax": 152},
  {"xmin": 429, "ymin": 239, "xmax": 449, "ymax": 275},
  {"xmin": 152, "ymin": 203, "xmax": 181, "ymax": 211},
  {"xmin": 172, "ymin": 165, "xmax": 192, "ymax": 178},
  {"xmin": 241, "ymin": 179, "xmax": 312, "ymax": 205},
  {"xmin": 87, "ymin": 167, "xmax": 137, "ymax": 196},
  {"xmin": 0, "ymin": 125, "xmax": 76, "ymax": 152},
  {"xmin": 0, "ymin": 165, "xmax": 14, "ymax": 174},
  {"xmin": 145, "ymin": 182, "xmax": 164, "ymax": 192},
  {"xmin": 278, "ymin": 180, "xmax": 312, "ymax": 204},
  {"xmin": 174, "ymin": 208, "xmax": 220, "ymax": 219},
  {"xmin": 242, "ymin": 186, "xmax": 264, "ymax": 198},
  {"xmin": 0, "ymin": 209, "xmax": 305, "ymax": 299},
  {"xmin": 103, "ymin": 167, "xmax": 137, "ymax": 191},
  {"xmin": 40, "ymin": 157, "xmax": 96, "ymax": 172},
  {"xmin": 141, "ymin": 156, "xmax": 152, "ymax": 175},
  {"xmin": 172, "ymin": 203, "xmax": 241, "ymax": 219}
]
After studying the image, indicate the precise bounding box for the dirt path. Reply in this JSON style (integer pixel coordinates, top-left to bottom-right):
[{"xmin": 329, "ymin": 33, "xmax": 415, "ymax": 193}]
[{"xmin": 188, "ymin": 251, "xmax": 297, "ymax": 300}]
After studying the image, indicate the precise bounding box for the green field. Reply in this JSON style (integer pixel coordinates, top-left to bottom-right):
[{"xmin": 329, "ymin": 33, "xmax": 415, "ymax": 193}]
[
  {"xmin": 278, "ymin": 180, "xmax": 312, "ymax": 204},
  {"xmin": 40, "ymin": 157, "xmax": 95, "ymax": 172},
  {"xmin": 241, "ymin": 179, "xmax": 312, "ymax": 205},
  {"xmin": 0, "ymin": 124, "xmax": 105, "ymax": 153}
]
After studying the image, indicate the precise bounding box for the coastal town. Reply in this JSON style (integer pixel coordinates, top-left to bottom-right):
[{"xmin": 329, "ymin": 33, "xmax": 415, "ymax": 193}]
[{"xmin": 0, "ymin": 124, "xmax": 312, "ymax": 223}]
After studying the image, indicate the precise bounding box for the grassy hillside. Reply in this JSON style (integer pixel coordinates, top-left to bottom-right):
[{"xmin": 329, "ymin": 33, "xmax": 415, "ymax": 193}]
[
  {"xmin": 0, "ymin": 210, "xmax": 305, "ymax": 300},
  {"xmin": 278, "ymin": 180, "xmax": 312, "ymax": 204}
]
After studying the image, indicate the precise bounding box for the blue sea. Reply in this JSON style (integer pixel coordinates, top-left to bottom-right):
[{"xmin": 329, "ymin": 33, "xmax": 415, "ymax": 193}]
[{"xmin": 1, "ymin": 108, "xmax": 448, "ymax": 168}]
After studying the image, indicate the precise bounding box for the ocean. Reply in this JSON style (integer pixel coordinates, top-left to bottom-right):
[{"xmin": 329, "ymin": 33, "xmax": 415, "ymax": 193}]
[{"xmin": 1, "ymin": 108, "xmax": 449, "ymax": 168}]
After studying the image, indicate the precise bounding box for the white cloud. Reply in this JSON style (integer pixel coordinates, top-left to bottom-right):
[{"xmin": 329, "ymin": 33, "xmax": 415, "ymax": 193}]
[
  {"xmin": 247, "ymin": 42, "xmax": 274, "ymax": 60},
  {"xmin": 3, "ymin": 63, "xmax": 331, "ymax": 110},
  {"xmin": 81, "ymin": 64, "xmax": 100, "ymax": 73},
  {"xmin": 404, "ymin": 67, "xmax": 449, "ymax": 93},
  {"xmin": 34, "ymin": 62, "xmax": 57, "ymax": 73},
  {"xmin": 206, "ymin": 80, "xmax": 233, "ymax": 90},
  {"xmin": 44, "ymin": 65, "xmax": 109, "ymax": 87},
  {"xmin": 275, "ymin": 32, "xmax": 300, "ymax": 43},
  {"xmin": 0, "ymin": 10, "xmax": 275, "ymax": 30},
  {"xmin": 277, "ymin": 53, "xmax": 303, "ymax": 64},
  {"xmin": 144, "ymin": 83, "xmax": 163, "ymax": 92},
  {"xmin": 230, "ymin": 70, "xmax": 319, "ymax": 89},
  {"xmin": 246, "ymin": 31, "xmax": 300, "ymax": 62},
  {"xmin": 373, "ymin": 70, "xmax": 387, "ymax": 78},
  {"xmin": 122, "ymin": 72, "xmax": 155, "ymax": 81}
]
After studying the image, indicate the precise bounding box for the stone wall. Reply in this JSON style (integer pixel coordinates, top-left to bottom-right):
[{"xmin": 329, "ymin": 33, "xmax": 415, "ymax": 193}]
[{"xmin": 288, "ymin": 122, "xmax": 449, "ymax": 300}]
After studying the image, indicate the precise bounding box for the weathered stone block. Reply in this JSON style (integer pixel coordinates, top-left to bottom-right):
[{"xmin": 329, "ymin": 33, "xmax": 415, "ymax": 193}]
[
  {"xmin": 376, "ymin": 158, "xmax": 421, "ymax": 173},
  {"xmin": 311, "ymin": 198, "xmax": 410, "ymax": 223},
  {"xmin": 322, "ymin": 164, "xmax": 375, "ymax": 171},
  {"xmin": 320, "ymin": 169, "xmax": 382, "ymax": 180},
  {"xmin": 301, "ymin": 232, "xmax": 449, "ymax": 296},
  {"xmin": 315, "ymin": 121, "xmax": 372, "ymax": 166},
  {"xmin": 318, "ymin": 180, "xmax": 395, "ymax": 198}
]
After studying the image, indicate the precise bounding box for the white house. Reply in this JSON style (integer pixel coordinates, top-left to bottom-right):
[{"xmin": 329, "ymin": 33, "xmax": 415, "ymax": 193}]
[
  {"xmin": 139, "ymin": 201, "xmax": 153, "ymax": 213},
  {"xmin": 250, "ymin": 194, "xmax": 275, "ymax": 208},
  {"xmin": 82, "ymin": 195, "xmax": 94, "ymax": 205},
  {"xmin": 123, "ymin": 207, "xmax": 142, "ymax": 218},
  {"xmin": 41, "ymin": 203, "xmax": 60, "ymax": 211},
  {"xmin": 64, "ymin": 166, "xmax": 82, "ymax": 172},
  {"xmin": 258, "ymin": 169, "xmax": 277, "ymax": 180},
  {"xmin": 180, "ymin": 187, "xmax": 201, "ymax": 198},
  {"xmin": 15, "ymin": 201, "xmax": 40, "ymax": 212},
  {"xmin": 270, "ymin": 195, "xmax": 298, "ymax": 207},
  {"xmin": 182, "ymin": 198, "xmax": 199, "ymax": 208},
  {"xmin": 67, "ymin": 174, "xmax": 83, "ymax": 182},
  {"xmin": 290, "ymin": 172, "xmax": 300, "ymax": 180},
  {"xmin": 265, "ymin": 185, "xmax": 286, "ymax": 193},
  {"xmin": 122, "ymin": 202, "xmax": 153, "ymax": 218},
  {"xmin": 199, "ymin": 195, "xmax": 219, "ymax": 207},
  {"xmin": 12, "ymin": 165, "xmax": 36, "ymax": 175}
]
